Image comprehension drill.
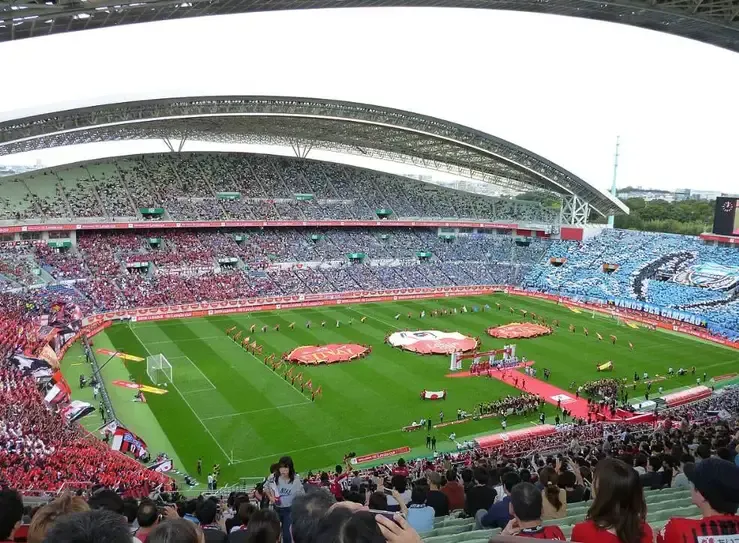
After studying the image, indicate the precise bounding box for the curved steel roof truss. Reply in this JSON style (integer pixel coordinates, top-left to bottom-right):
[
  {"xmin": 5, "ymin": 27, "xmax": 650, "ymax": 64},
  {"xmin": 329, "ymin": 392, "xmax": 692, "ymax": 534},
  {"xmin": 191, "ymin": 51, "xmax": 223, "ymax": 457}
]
[
  {"xmin": 0, "ymin": 0, "xmax": 738, "ymax": 52},
  {"xmin": 0, "ymin": 96, "xmax": 628, "ymax": 216}
]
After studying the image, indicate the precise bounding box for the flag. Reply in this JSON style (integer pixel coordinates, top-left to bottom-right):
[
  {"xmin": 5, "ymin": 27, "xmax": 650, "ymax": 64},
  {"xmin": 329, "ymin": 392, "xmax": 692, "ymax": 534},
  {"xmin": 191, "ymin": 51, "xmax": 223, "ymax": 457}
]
[
  {"xmin": 305, "ymin": 379, "xmax": 313, "ymax": 390},
  {"xmin": 147, "ymin": 458, "xmax": 174, "ymax": 473},
  {"xmin": 234, "ymin": 331, "xmax": 242, "ymax": 341},
  {"xmin": 226, "ymin": 326, "xmax": 236, "ymax": 335},
  {"xmin": 629, "ymin": 342, "xmax": 634, "ymax": 349},
  {"xmin": 242, "ymin": 336, "xmax": 250, "ymax": 346},
  {"xmin": 462, "ymin": 306, "xmax": 468, "ymax": 313},
  {"xmin": 610, "ymin": 335, "xmax": 617, "ymax": 340},
  {"xmin": 289, "ymin": 322, "xmax": 295, "ymax": 329},
  {"xmin": 394, "ymin": 314, "xmax": 400, "ymax": 320},
  {"xmin": 420, "ymin": 311, "xmax": 425, "ymax": 318},
  {"xmin": 250, "ymin": 341, "xmax": 258, "ymax": 349},
  {"xmin": 296, "ymin": 372, "xmax": 303, "ymax": 383},
  {"xmin": 8, "ymin": 352, "xmax": 53, "ymax": 382},
  {"xmin": 360, "ymin": 317, "xmax": 367, "ymax": 323},
  {"xmin": 60, "ymin": 400, "xmax": 95, "ymax": 423},
  {"xmin": 286, "ymin": 367, "xmax": 294, "ymax": 378},
  {"xmin": 100, "ymin": 421, "xmax": 118, "ymax": 436},
  {"xmin": 597, "ymin": 333, "xmax": 603, "ymax": 340},
  {"xmin": 44, "ymin": 371, "xmax": 72, "ymax": 405},
  {"xmin": 315, "ymin": 385, "xmax": 322, "ymax": 396}
]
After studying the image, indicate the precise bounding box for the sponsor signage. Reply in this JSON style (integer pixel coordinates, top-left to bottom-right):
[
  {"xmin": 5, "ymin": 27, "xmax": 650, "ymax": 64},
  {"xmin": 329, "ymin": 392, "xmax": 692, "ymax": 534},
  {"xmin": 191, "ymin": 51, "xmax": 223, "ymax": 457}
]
[
  {"xmin": 0, "ymin": 219, "xmax": 523, "ymax": 235},
  {"xmin": 350, "ymin": 446, "xmax": 412, "ymax": 465}
]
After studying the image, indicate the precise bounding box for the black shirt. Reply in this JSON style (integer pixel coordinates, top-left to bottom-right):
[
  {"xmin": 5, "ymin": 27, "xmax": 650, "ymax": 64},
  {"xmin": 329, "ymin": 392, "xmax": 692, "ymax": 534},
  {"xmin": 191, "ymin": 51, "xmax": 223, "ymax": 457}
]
[
  {"xmin": 426, "ymin": 490, "xmax": 450, "ymax": 517},
  {"xmin": 464, "ymin": 485, "xmax": 497, "ymax": 517},
  {"xmin": 201, "ymin": 524, "xmax": 228, "ymax": 543}
]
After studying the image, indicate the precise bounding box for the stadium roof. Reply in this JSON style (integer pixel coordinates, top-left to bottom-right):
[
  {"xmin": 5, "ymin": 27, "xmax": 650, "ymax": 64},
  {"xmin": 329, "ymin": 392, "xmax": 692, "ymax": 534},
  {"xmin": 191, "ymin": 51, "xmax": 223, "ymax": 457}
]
[
  {"xmin": 1, "ymin": 0, "xmax": 738, "ymax": 52},
  {"xmin": 0, "ymin": 95, "xmax": 628, "ymax": 216}
]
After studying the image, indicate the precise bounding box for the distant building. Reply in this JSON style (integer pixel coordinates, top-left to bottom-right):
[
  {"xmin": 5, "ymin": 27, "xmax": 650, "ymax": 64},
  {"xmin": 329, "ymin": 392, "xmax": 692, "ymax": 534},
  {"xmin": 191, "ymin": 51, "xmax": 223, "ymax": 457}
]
[{"xmin": 617, "ymin": 188, "xmax": 675, "ymax": 202}]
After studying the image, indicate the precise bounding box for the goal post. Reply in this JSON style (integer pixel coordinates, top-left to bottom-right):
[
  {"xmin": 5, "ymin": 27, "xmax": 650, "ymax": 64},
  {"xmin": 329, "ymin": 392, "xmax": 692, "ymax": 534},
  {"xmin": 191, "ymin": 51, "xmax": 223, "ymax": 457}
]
[{"xmin": 147, "ymin": 354, "xmax": 173, "ymax": 385}]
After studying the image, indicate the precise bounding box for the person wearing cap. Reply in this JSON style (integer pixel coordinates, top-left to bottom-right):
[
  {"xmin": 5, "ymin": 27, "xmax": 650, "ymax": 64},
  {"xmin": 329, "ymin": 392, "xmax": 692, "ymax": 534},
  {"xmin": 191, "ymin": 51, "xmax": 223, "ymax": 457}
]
[
  {"xmin": 425, "ymin": 472, "xmax": 449, "ymax": 518},
  {"xmin": 657, "ymin": 458, "xmax": 739, "ymax": 543}
]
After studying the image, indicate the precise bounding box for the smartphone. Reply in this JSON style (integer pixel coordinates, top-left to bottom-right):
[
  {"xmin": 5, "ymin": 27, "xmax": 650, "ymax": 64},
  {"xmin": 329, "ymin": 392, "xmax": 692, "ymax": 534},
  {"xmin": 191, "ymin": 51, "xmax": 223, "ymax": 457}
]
[{"xmin": 369, "ymin": 509, "xmax": 397, "ymax": 522}]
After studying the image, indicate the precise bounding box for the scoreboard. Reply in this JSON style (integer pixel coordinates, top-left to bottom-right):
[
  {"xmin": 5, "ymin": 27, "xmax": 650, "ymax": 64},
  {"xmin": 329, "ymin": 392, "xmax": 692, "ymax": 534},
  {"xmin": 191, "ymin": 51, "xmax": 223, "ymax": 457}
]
[{"xmin": 712, "ymin": 197, "xmax": 739, "ymax": 236}]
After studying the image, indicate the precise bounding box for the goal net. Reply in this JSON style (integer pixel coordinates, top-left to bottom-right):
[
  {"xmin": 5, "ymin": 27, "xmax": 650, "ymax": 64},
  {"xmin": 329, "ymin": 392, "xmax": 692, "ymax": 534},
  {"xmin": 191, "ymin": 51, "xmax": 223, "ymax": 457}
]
[{"xmin": 147, "ymin": 354, "xmax": 173, "ymax": 385}]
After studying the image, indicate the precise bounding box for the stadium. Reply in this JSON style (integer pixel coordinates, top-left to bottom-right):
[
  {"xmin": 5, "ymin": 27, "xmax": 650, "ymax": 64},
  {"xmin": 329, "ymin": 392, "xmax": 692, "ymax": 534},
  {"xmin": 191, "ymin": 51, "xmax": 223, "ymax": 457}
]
[{"xmin": 1, "ymin": 5, "xmax": 739, "ymax": 543}]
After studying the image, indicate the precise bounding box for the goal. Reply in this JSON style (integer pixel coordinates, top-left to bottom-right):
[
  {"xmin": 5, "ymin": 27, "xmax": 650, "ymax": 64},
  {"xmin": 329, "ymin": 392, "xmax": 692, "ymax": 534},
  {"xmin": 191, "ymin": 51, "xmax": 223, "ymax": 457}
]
[{"xmin": 147, "ymin": 354, "xmax": 173, "ymax": 385}]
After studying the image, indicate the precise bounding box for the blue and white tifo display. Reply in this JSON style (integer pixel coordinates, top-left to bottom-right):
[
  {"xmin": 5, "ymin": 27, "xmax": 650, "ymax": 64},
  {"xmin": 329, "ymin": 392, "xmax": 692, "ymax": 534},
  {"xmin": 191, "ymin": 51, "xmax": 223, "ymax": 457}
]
[{"xmin": 674, "ymin": 263, "xmax": 739, "ymax": 290}]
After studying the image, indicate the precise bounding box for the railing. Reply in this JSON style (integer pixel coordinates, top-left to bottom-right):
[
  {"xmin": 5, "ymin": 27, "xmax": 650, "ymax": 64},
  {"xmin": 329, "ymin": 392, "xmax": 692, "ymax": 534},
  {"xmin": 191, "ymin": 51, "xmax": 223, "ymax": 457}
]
[{"xmin": 82, "ymin": 334, "xmax": 117, "ymax": 423}]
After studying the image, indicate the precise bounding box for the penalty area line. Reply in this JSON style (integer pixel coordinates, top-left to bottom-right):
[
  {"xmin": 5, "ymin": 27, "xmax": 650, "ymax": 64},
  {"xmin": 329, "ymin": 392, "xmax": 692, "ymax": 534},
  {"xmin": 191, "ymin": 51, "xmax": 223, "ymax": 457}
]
[{"xmin": 200, "ymin": 401, "xmax": 312, "ymax": 421}]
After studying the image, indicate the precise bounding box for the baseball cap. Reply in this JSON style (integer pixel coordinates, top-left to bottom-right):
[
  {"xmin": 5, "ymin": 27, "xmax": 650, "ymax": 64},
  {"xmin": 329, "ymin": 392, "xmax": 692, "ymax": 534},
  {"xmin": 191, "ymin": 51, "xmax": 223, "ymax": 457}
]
[{"xmin": 684, "ymin": 458, "xmax": 739, "ymax": 514}]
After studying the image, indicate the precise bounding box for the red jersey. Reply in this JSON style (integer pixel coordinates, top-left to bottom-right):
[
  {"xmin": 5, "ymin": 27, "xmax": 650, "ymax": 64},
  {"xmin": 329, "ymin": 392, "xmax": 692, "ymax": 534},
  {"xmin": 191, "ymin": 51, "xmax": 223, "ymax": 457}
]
[
  {"xmin": 572, "ymin": 519, "xmax": 654, "ymax": 543},
  {"xmin": 517, "ymin": 526, "xmax": 566, "ymax": 540},
  {"xmin": 657, "ymin": 515, "xmax": 739, "ymax": 543}
]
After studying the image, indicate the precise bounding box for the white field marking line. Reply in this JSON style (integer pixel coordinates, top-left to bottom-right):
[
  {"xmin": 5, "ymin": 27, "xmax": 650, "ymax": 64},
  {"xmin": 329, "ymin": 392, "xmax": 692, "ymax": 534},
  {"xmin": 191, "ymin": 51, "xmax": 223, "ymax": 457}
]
[
  {"xmin": 181, "ymin": 387, "xmax": 221, "ymax": 395},
  {"xmin": 129, "ymin": 325, "xmax": 237, "ymax": 462},
  {"xmin": 166, "ymin": 355, "xmax": 217, "ymax": 392},
  {"xmin": 200, "ymin": 401, "xmax": 312, "ymax": 421},
  {"xmin": 230, "ymin": 427, "xmax": 401, "ymax": 465}
]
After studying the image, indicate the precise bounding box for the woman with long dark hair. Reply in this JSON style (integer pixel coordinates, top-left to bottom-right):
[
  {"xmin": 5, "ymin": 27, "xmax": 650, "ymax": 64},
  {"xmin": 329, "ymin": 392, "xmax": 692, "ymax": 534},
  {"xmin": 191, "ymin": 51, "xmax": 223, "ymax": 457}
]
[
  {"xmin": 539, "ymin": 467, "xmax": 567, "ymax": 520},
  {"xmin": 268, "ymin": 456, "xmax": 304, "ymax": 543},
  {"xmin": 571, "ymin": 457, "xmax": 653, "ymax": 543}
]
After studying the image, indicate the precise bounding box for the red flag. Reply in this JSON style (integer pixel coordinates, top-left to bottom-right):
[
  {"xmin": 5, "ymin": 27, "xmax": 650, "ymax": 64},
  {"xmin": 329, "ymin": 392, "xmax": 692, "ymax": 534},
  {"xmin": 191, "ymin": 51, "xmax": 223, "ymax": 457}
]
[
  {"xmin": 315, "ymin": 385, "xmax": 323, "ymax": 396},
  {"xmin": 296, "ymin": 373, "xmax": 303, "ymax": 383},
  {"xmin": 305, "ymin": 379, "xmax": 313, "ymax": 390},
  {"xmin": 286, "ymin": 367, "xmax": 294, "ymax": 378}
]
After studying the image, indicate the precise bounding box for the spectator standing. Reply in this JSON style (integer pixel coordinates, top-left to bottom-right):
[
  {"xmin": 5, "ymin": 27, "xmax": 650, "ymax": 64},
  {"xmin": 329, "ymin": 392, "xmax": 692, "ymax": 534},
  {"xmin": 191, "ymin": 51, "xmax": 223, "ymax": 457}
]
[
  {"xmin": 658, "ymin": 458, "xmax": 739, "ymax": 543},
  {"xmin": 426, "ymin": 472, "xmax": 450, "ymax": 517},
  {"xmin": 268, "ymin": 456, "xmax": 305, "ymax": 543},
  {"xmin": 441, "ymin": 469, "xmax": 465, "ymax": 511},
  {"xmin": 560, "ymin": 470, "xmax": 586, "ymax": 504},
  {"xmin": 500, "ymin": 482, "xmax": 566, "ymax": 540},
  {"xmin": 572, "ymin": 458, "xmax": 653, "ymax": 543}
]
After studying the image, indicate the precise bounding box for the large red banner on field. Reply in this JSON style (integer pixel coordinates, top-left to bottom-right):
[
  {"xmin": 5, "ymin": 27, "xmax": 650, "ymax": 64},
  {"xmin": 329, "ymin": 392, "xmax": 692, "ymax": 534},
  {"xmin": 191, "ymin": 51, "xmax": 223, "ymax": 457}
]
[
  {"xmin": 287, "ymin": 344, "xmax": 368, "ymax": 365},
  {"xmin": 475, "ymin": 424, "xmax": 557, "ymax": 449},
  {"xmin": 387, "ymin": 330, "xmax": 478, "ymax": 354}
]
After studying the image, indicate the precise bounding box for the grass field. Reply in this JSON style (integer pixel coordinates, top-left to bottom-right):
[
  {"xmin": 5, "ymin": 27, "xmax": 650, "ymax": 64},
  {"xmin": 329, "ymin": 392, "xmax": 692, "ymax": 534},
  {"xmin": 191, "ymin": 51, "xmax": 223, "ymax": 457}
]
[{"xmin": 71, "ymin": 293, "xmax": 738, "ymax": 483}]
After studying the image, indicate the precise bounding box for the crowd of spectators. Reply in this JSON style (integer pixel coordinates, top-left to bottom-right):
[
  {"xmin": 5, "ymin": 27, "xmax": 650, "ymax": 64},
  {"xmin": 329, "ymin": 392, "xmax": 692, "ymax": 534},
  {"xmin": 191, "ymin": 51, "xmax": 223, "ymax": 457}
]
[
  {"xmin": 524, "ymin": 229, "xmax": 739, "ymax": 340},
  {"xmin": 4, "ymin": 387, "xmax": 737, "ymax": 543},
  {"xmin": 0, "ymin": 152, "xmax": 559, "ymax": 225}
]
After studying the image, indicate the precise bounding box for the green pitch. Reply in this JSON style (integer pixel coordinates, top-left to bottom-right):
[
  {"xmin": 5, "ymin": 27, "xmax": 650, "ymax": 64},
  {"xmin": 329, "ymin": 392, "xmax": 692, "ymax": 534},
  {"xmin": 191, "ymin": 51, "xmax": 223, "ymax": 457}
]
[{"xmin": 80, "ymin": 294, "xmax": 738, "ymax": 483}]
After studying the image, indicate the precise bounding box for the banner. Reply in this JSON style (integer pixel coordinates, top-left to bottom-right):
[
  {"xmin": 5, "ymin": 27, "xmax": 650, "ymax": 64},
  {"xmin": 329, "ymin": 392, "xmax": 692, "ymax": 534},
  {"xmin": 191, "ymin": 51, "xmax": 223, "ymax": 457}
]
[
  {"xmin": 673, "ymin": 262, "xmax": 739, "ymax": 290},
  {"xmin": 112, "ymin": 426, "xmax": 148, "ymax": 458},
  {"xmin": 44, "ymin": 371, "xmax": 72, "ymax": 405},
  {"xmin": 350, "ymin": 446, "xmax": 411, "ymax": 465},
  {"xmin": 475, "ymin": 424, "xmax": 557, "ymax": 449},
  {"xmin": 286, "ymin": 344, "xmax": 369, "ymax": 365},
  {"xmin": 9, "ymin": 352, "xmax": 54, "ymax": 382},
  {"xmin": 111, "ymin": 380, "xmax": 168, "ymax": 395},
  {"xmin": 661, "ymin": 386, "xmax": 712, "ymax": 408},
  {"xmin": 60, "ymin": 400, "xmax": 95, "ymax": 423},
  {"xmin": 147, "ymin": 458, "xmax": 174, "ymax": 473},
  {"xmin": 96, "ymin": 349, "xmax": 145, "ymax": 362},
  {"xmin": 0, "ymin": 219, "xmax": 522, "ymax": 235},
  {"xmin": 387, "ymin": 330, "xmax": 478, "ymax": 354},
  {"xmin": 420, "ymin": 389, "xmax": 447, "ymax": 400}
]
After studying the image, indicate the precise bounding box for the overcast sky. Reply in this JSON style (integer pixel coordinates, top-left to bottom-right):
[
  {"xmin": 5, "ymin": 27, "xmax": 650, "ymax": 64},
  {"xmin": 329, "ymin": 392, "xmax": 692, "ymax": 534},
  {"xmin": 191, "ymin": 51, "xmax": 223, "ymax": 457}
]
[{"xmin": 1, "ymin": 7, "xmax": 738, "ymax": 194}]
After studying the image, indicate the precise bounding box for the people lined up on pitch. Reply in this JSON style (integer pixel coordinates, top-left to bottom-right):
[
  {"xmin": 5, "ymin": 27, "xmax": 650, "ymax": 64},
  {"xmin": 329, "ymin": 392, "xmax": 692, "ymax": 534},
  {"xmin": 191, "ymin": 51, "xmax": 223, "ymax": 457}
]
[
  {"xmin": 476, "ymin": 392, "xmax": 542, "ymax": 418},
  {"xmin": 580, "ymin": 379, "xmax": 621, "ymax": 402}
]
